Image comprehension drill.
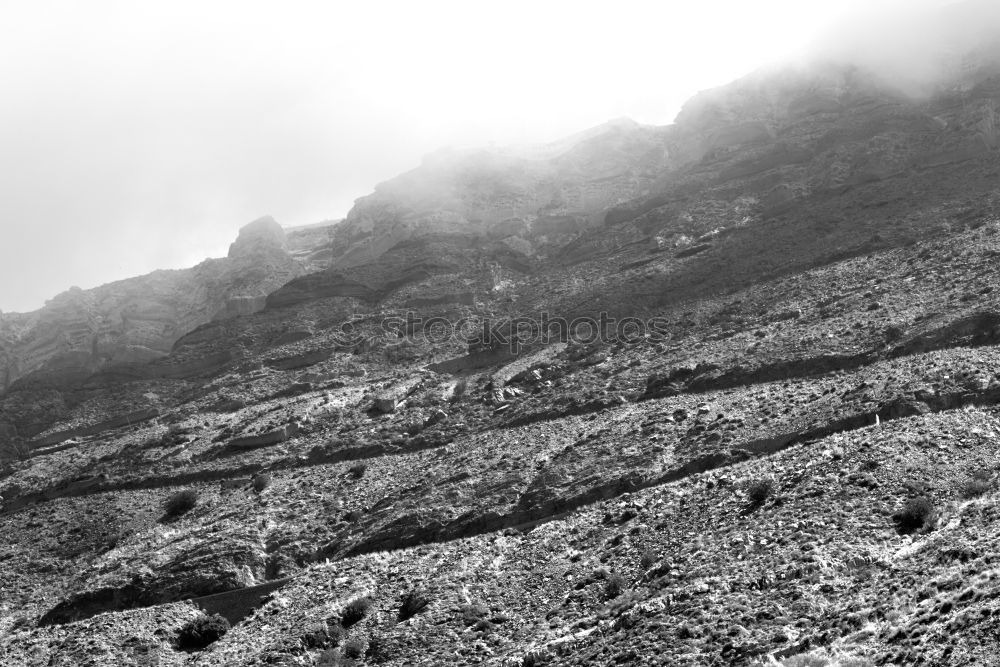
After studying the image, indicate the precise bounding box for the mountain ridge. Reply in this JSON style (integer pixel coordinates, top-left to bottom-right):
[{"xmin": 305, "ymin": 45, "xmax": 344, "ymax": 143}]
[{"xmin": 4, "ymin": 16, "xmax": 1000, "ymax": 663}]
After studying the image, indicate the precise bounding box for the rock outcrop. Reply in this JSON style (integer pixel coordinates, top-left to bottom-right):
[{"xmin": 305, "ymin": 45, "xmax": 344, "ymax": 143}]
[
  {"xmin": 0, "ymin": 217, "xmax": 303, "ymax": 392},
  {"xmin": 320, "ymin": 118, "xmax": 673, "ymax": 269}
]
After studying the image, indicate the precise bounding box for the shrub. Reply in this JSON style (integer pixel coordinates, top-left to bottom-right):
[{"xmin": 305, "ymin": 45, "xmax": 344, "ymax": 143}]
[
  {"xmin": 316, "ymin": 648, "xmax": 354, "ymax": 667},
  {"xmin": 459, "ymin": 602, "xmax": 489, "ymax": 626},
  {"xmin": 302, "ymin": 620, "xmax": 344, "ymax": 649},
  {"xmin": 639, "ymin": 549, "xmax": 658, "ymax": 570},
  {"xmin": 163, "ymin": 489, "xmax": 198, "ymax": 519},
  {"xmin": 341, "ymin": 596, "xmax": 373, "ymax": 627},
  {"xmin": 342, "ymin": 638, "xmax": 365, "ymax": 659},
  {"xmin": 893, "ymin": 496, "xmax": 936, "ymax": 534},
  {"xmin": 746, "ymin": 477, "xmax": 773, "ymax": 504},
  {"xmin": 348, "ymin": 462, "xmax": 367, "ymax": 479},
  {"xmin": 177, "ymin": 613, "xmax": 230, "ymax": 650},
  {"xmin": 252, "ymin": 472, "xmax": 272, "ymax": 493},
  {"xmin": 884, "ymin": 325, "xmax": 905, "ymax": 342},
  {"xmin": 398, "ymin": 589, "xmax": 430, "ymax": 621},
  {"xmin": 604, "ymin": 574, "xmax": 626, "ymax": 600},
  {"xmin": 959, "ymin": 470, "xmax": 992, "ymax": 499},
  {"xmin": 522, "ymin": 649, "xmax": 554, "ymax": 666},
  {"xmin": 366, "ymin": 633, "xmax": 388, "ymax": 661}
]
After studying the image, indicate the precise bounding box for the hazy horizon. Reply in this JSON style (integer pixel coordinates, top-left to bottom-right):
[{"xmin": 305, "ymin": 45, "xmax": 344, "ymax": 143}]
[{"xmin": 0, "ymin": 0, "xmax": 969, "ymax": 313}]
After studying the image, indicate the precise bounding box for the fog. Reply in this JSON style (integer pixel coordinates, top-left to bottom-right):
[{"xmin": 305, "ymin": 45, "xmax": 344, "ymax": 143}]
[
  {"xmin": 809, "ymin": 0, "xmax": 1000, "ymax": 95},
  {"xmin": 0, "ymin": 0, "xmax": 975, "ymax": 312}
]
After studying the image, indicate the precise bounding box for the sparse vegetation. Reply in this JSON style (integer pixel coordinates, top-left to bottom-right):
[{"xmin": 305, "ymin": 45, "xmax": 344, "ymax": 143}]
[
  {"xmin": 366, "ymin": 633, "xmax": 388, "ymax": 662},
  {"xmin": 604, "ymin": 574, "xmax": 626, "ymax": 600},
  {"xmin": 958, "ymin": 470, "xmax": 993, "ymax": 498},
  {"xmin": 177, "ymin": 613, "xmax": 230, "ymax": 650},
  {"xmin": 252, "ymin": 472, "xmax": 272, "ymax": 493},
  {"xmin": 398, "ymin": 589, "xmax": 431, "ymax": 621},
  {"xmin": 163, "ymin": 489, "xmax": 198, "ymax": 519},
  {"xmin": 302, "ymin": 620, "xmax": 343, "ymax": 649},
  {"xmin": 342, "ymin": 638, "xmax": 365, "ymax": 659},
  {"xmin": 341, "ymin": 596, "xmax": 373, "ymax": 627},
  {"xmin": 639, "ymin": 549, "xmax": 658, "ymax": 570},
  {"xmin": 746, "ymin": 477, "xmax": 773, "ymax": 504},
  {"xmin": 522, "ymin": 649, "xmax": 553, "ymax": 666},
  {"xmin": 893, "ymin": 495, "xmax": 937, "ymax": 534},
  {"xmin": 317, "ymin": 647, "xmax": 357, "ymax": 667},
  {"xmin": 348, "ymin": 462, "xmax": 367, "ymax": 479},
  {"xmin": 458, "ymin": 602, "xmax": 489, "ymax": 626}
]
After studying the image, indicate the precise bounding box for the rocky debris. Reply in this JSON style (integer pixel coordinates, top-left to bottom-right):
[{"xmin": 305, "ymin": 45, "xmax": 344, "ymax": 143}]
[
  {"xmin": 373, "ymin": 376, "xmax": 425, "ymax": 413},
  {"xmin": 219, "ymin": 477, "xmax": 252, "ymax": 491},
  {"xmin": 32, "ymin": 407, "xmax": 160, "ymax": 448},
  {"xmin": 265, "ymin": 348, "xmax": 334, "ymax": 371},
  {"xmin": 38, "ymin": 527, "xmax": 267, "ymax": 626},
  {"xmin": 227, "ymin": 424, "xmax": 298, "ymax": 451}
]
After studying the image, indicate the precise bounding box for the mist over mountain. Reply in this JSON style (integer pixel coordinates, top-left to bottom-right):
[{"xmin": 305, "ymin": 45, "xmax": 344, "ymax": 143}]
[
  {"xmin": 806, "ymin": 0, "xmax": 1000, "ymax": 95},
  {"xmin": 4, "ymin": 1, "xmax": 1000, "ymax": 665}
]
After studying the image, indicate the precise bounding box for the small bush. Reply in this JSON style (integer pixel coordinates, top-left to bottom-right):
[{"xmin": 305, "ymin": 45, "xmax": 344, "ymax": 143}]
[
  {"xmin": 884, "ymin": 325, "xmax": 905, "ymax": 342},
  {"xmin": 366, "ymin": 633, "xmax": 388, "ymax": 661},
  {"xmin": 348, "ymin": 462, "xmax": 367, "ymax": 479},
  {"xmin": 639, "ymin": 549, "xmax": 658, "ymax": 570},
  {"xmin": 746, "ymin": 478, "xmax": 773, "ymax": 504},
  {"xmin": 458, "ymin": 602, "xmax": 489, "ymax": 626},
  {"xmin": 177, "ymin": 613, "xmax": 230, "ymax": 650},
  {"xmin": 959, "ymin": 470, "xmax": 993, "ymax": 499},
  {"xmin": 341, "ymin": 596, "xmax": 373, "ymax": 627},
  {"xmin": 302, "ymin": 620, "xmax": 344, "ymax": 649},
  {"xmin": 604, "ymin": 574, "xmax": 626, "ymax": 600},
  {"xmin": 342, "ymin": 638, "xmax": 365, "ymax": 659},
  {"xmin": 522, "ymin": 649, "xmax": 554, "ymax": 666},
  {"xmin": 252, "ymin": 472, "xmax": 272, "ymax": 493},
  {"xmin": 316, "ymin": 647, "xmax": 354, "ymax": 667},
  {"xmin": 398, "ymin": 589, "xmax": 430, "ymax": 621},
  {"xmin": 163, "ymin": 489, "xmax": 198, "ymax": 518},
  {"xmin": 893, "ymin": 496, "xmax": 936, "ymax": 534}
]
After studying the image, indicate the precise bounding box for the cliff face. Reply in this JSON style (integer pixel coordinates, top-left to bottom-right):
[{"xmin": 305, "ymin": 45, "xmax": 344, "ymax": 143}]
[
  {"xmin": 326, "ymin": 118, "xmax": 674, "ymax": 267},
  {"xmin": 0, "ymin": 216, "xmax": 303, "ymax": 393},
  {"xmin": 313, "ymin": 55, "xmax": 1000, "ymax": 305},
  {"xmin": 4, "ymin": 49, "xmax": 1000, "ymax": 409}
]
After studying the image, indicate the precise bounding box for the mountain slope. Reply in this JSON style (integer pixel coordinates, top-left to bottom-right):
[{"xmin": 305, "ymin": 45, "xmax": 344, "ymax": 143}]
[{"xmin": 4, "ymin": 9, "xmax": 1000, "ymax": 665}]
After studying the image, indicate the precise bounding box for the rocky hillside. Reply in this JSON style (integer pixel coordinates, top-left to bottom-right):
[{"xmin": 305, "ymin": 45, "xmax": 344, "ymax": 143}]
[{"xmin": 3, "ymin": 11, "xmax": 1000, "ymax": 665}]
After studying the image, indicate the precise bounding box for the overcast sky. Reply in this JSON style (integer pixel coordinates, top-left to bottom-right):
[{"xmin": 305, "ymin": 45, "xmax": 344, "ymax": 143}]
[{"xmin": 0, "ymin": 0, "xmax": 957, "ymax": 312}]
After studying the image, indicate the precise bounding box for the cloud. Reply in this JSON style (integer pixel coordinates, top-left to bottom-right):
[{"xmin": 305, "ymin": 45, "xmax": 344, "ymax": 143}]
[{"xmin": 806, "ymin": 0, "xmax": 1000, "ymax": 94}]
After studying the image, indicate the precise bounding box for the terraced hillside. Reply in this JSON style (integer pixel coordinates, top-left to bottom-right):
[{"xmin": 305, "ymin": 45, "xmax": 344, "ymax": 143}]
[{"xmin": 5, "ymin": 32, "xmax": 1000, "ymax": 667}]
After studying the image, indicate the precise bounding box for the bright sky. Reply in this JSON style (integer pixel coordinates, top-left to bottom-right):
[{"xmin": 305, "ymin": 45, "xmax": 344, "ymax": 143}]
[{"xmin": 0, "ymin": 0, "xmax": 954, "ymax": 312}]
